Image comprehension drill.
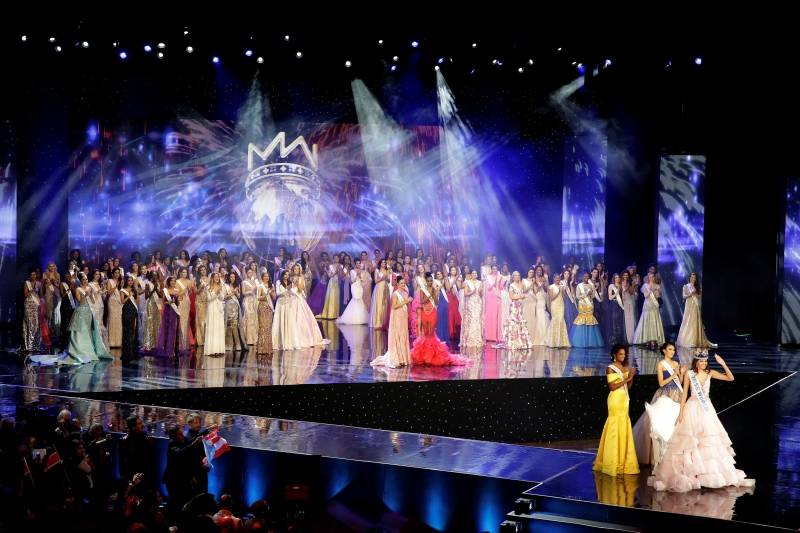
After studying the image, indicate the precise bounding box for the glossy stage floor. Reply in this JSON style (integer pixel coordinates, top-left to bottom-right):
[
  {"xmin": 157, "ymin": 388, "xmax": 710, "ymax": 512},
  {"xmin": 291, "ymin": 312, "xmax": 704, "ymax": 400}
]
[{"xmin": 2, "ymin": 323, "xmax": 799, "ymax": 531}]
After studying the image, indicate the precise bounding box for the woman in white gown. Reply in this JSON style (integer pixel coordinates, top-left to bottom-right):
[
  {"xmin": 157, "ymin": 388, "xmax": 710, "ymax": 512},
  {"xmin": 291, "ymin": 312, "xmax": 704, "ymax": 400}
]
[
  {"xmin": 632, "ymin": 273, "xmax": 665, "ymax": 348},
  {"xmin": 676, "ymin": 272, "xmax": 713, "ymax": 348},
  {"xmin": 522, "ymin": 270, "xmax": 537, "ymax": 341},
  {"xmin": 620, "ymin": 271, "xmax": 637, "ymax": 343},
  {"xmin": 337, "ymin": 261, "xmax": 369, "ymax": 325},
  {"xmin": 650, "ymin": 352, "xmax": 754, "ymax": 492},
  {"xmin": 272, "ymin": 270, "xmax": 328, "ymax": 350},
  {"xmin": 204, "ymin": 273, "xmax": 226, "ymax": 356},
  {"xmin": 531, "ymin": 268, "xmax": 550, "ymax": 345},
  {"xmin": 632, "ymin": 341, "xmax": 684, "ymax": 466}
]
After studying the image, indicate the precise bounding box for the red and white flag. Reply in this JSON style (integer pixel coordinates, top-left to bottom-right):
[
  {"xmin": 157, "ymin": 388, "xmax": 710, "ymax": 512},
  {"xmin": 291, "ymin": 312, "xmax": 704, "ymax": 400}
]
[
  {"xmin": 202, "ymin": 429, "xmax": 230, "ymax": 468},
  {"xmin": 44, "ymin": 451, "xmax": 62, "ymax": 473}
]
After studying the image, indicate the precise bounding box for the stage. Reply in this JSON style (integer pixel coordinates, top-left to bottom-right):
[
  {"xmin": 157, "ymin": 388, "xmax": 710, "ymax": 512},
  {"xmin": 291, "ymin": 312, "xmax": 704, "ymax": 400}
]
[{"xmin": 2, "ymin": 327, "xmax": 799, "ymax": 530}]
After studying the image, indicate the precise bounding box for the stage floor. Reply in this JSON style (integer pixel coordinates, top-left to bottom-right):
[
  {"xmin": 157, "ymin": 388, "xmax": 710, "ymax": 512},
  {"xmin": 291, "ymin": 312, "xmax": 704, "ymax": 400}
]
[
  {"xmin": 1, "ymin": 321, "xmax": 798, "ymax": 393},
  {"xmin": 2, "ymin": 327, "xmax": 799, "ymax": 530}
]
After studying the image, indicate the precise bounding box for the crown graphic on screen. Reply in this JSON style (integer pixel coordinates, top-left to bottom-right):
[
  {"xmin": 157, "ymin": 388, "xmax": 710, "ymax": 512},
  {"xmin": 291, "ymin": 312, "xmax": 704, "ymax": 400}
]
[{"xmin": 246, "ymin": 132, "xmax": 320, "ymax": 201}]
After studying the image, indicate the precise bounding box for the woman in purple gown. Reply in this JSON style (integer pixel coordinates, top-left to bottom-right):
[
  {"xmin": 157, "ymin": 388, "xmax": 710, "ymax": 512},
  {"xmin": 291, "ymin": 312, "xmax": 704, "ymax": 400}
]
[{"xmin": 157, "ymin": 276, "xmax": 186, "ymax": 357}]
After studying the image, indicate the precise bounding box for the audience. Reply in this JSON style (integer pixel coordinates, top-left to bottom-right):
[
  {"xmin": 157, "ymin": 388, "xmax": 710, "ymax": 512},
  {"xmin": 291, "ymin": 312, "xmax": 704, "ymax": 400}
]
[{"xmin": 0, "ymin": 408, "xmax": 294, "ymax": 532}]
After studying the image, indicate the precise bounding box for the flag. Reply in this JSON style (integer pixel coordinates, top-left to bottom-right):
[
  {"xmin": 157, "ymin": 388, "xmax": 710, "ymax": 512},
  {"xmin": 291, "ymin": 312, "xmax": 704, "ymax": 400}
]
[
  {"xmin": 44, "ymin": 451, "xmax": 62, "ymax": 472},
  {"xmin": 202, "ymin": 429, "xmax": 230, "ymax": 468}
]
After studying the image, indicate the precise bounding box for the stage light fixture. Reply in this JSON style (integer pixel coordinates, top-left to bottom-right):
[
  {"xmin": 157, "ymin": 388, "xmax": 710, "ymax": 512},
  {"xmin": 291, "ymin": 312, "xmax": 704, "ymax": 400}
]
[
  {"xmin": 257, "ymin": 56, "xmax": 264, "ymax": 64},
  {"xmin": 157, "ymin": 42, "xmax": 165, "ymax": 49},
  {"xmin": 21, "ymin": 35, "xmax": 27, "ymax": 42},
  {"xmin": 49, "ymin": 37, "xmax": 56, "ymax": 43},
  {"xmin": 113, "ymin": 42, "xmax": 118, "ymax": 47},
  {"xmin": 296, "ymin": 51, "xmax": 303, "ymax": 58},
  {"xmin": 345, "ymin": 60, "xmax": 352, "ymax": 67},
  {"xmin": 144, "ymin": 44, "xmax": 152, "ymax": 52},
  {"xmin": 119, "ymin": 51, "xmax": 127, "ymax": 59},
  {"xmin": 157, "ymin": 52, "xmax": 164, "ymax": 59},
  {"xmin": 378, "ymin": 39, "xmax": 384, "ymax": 45},
  {"xmin": 390, "ymin": 65, "xmax": 397, "ymax": 71},
  {"xmin": 185, "ymin": 46, "xmax": 193, "ymax": 53},
  {"xmin": 245, "ymin": 49, "xmax": 253, "ymax": 57},
  {"xmin": 411, "ymin": 40, "xmax": 419, "ymax": 48},
  {"xmin": 81, "ymin": 41, "xmax": 89, "ymax": 48},
  {"xmin": 392, "ymin": 55, "xmax": 399, "ymax": 61},
  {"xmin": 55, "ymin": 46, "xmax": 62, "ymax": 52},
  {"xmin": 434, "ymin": 65, "xmax": 440, "ymax": 71},
  {"xmin": 472, "ymin": 42, "xmax": 477, "ymax": 48},
  {"xmin": 604, "ymin": 58, "xmax": 612, "ymax": 67},
  {"xmin": 183, "ymin": 30, "xmax": 189, "ymax": 36},
  {"xmin": 437, "ymin": 57, "xmax": 445, "ymax": 64},
  {"xmin": 284, "ymin": 35, "xmax": 290, "ymax": 41},
  {"xmin": 518, "ymin": 67, "xmax": 524, "ymax": 73},
  {"xmin": 694, "ymin": 57, "xmax": 702, "ymax": 65},
  {"xmin": 212, "ymin": 56, "xmax": 220, "ymax": 64}
]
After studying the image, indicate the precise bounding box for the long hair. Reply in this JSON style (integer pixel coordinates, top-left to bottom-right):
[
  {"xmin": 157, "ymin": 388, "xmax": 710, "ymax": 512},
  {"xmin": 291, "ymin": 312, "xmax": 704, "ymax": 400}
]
[{"xmin": 689, "ymin": 272, "xmax": 702, "ymax": 296}]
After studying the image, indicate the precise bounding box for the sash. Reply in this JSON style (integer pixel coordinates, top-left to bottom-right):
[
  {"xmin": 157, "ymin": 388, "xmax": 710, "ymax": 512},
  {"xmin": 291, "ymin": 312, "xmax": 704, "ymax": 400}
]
[
  {"xmin": 163, "ymin": 288, "xmax": 180, "ymax": 317},
  {"xmin": 109, "ymin": 280, "xmax": 120, "ymax": 302},
  {"xmin": 25, "ymin": 281, "xmax": 40, "ymax": 306},
  {"xmin": 437, "ymin": 282, "xmax": 448, "ymax": 302},
  {"xmin": 609, "ymin": 285, "xmax": 624, "ymax": 309},
  {"xmin": 660, "ymin": 360, "xmax": 684, "ymax": 393},
  {"xmin": 549, "ymin": 284, "xmax": 561, "ymax": 300},
  {"xmin": 607, "ymin": 364, "xmax": 629, "ymax": 401},
  {"xmin": 242, "ymin": 279, "xmax": 256, "ymax": 297},
  {"xmin": 208, "ymin": 285, "xmax": 222, "ymax": 301},
  {"xmin": 418, "ymin": 283, "xmax": 436, "ymax": 309},
  {"xmin": 257, "ymin": 282, "xmax": 275, "ymax": 312},
  {"xmin": 176, "ymin": 279, "xmax": 188, "ymax": 295},
  {"xmin": 577, "ymin": 283, "xmax": 593, "ymax": 307},
  {"xmin": 394, "ymin": 290, "xmax": 407, "ymax": 306},
  {"xmin": 120, "ymin": 289, "xmax": 138, "ymax": 312},
  {"xmin": 62, "ymin": 282, "xmax": 77, "ymax": 308},
  {"xmin": 687, "ymin": 371, "xmax": 711, "ymax": 413},
  {"xmin": 465, "ymin": 279, "xmax": 476, "ymax": 295},
  {"xmin": 648, "ymin": 287, "xmax": 660, "ymax": 308},
  {"xmin": 151, "ymin": 282, "xmax": 163, "ymax": 312},
  {"xmin": 231, "ymin": 265, "xmax": 242, "ymax": 279}
]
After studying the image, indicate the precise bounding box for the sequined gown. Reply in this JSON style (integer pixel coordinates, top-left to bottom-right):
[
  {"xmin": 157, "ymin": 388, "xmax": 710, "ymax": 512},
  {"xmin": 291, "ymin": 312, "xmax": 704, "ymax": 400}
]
[
  {"xmin": 106, "ymin": 279, "xmax": 123, "ymax": 348},
  {"xmin": 459, "ymin": 280, "xmax": 484, "ymax": 348}
]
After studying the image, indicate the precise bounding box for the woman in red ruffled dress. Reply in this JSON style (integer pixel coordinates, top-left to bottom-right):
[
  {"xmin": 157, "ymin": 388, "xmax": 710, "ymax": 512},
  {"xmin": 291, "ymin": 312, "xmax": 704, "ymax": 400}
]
[{"xmin": 411, "ymin": 273, "xmax": 469, "ymax": 367}]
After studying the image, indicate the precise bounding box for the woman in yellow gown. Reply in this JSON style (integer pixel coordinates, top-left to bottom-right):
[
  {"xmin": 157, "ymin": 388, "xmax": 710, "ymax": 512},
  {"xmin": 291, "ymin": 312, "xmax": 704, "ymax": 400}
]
[{"xmin": 593, "ymin": 343, "xmax": 640, "ymax": 476}]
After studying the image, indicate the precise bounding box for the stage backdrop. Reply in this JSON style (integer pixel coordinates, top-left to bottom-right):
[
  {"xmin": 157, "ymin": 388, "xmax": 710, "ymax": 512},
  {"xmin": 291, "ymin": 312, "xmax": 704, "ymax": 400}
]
[
  {"xmin": 781, "ymin": 177, "xmax": 800, "ymax": 344},
  {"xmin": 67, "ymin": 118, "xmax": 487, "ymax": 264},
  {"xmin": 657, "ymin": 155, "xmax": 706, "ymax": 331},
  {"xmin": 561, "ymin": 134, "xmax": 607, "ymax": 269},
  {"xmin": 0, "ymin": 121, "xmax": 16, "ymax": 324}
]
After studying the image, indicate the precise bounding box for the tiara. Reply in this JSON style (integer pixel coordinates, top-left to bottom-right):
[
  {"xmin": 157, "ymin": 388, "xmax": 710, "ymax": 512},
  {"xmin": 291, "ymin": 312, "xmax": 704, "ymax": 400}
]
[{"xmin": 693, "ymin": 349, "xmax": 709, "ymax": 360}]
